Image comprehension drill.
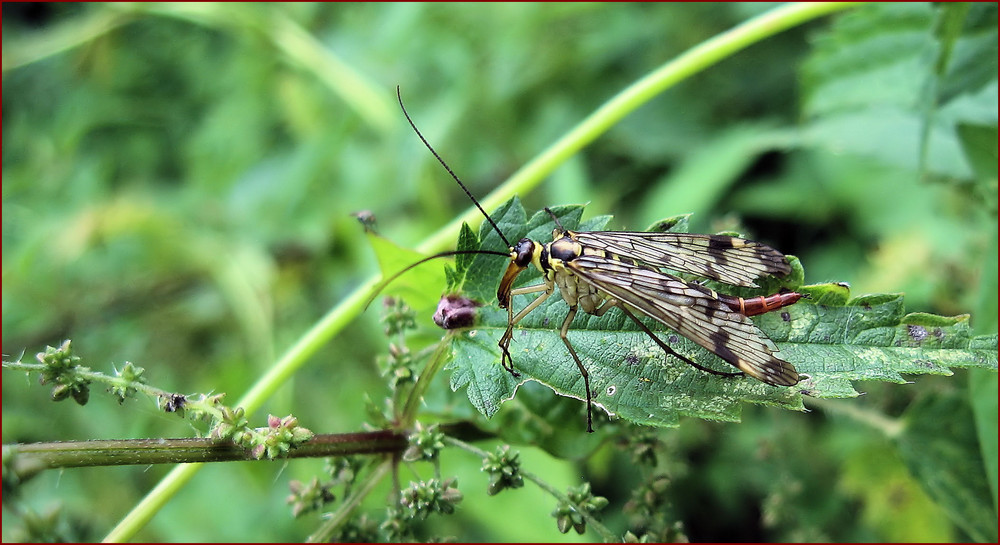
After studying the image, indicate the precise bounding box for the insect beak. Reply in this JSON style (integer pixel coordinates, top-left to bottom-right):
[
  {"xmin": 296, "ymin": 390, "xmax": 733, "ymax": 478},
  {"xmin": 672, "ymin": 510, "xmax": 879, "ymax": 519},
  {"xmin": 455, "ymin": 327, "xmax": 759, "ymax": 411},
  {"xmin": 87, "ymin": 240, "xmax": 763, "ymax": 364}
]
[{"xmin": 497, "ymin": 260, "xmax": 526, "ymax": 309}]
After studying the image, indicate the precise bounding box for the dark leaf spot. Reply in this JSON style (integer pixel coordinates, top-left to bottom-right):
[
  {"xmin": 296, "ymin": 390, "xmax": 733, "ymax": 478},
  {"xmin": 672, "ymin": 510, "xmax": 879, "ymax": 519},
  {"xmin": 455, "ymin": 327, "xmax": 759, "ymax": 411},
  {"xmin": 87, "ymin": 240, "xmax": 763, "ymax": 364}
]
[{"xmin": 907, "ymin": 324, "xmax": 928, "ymax": 343}]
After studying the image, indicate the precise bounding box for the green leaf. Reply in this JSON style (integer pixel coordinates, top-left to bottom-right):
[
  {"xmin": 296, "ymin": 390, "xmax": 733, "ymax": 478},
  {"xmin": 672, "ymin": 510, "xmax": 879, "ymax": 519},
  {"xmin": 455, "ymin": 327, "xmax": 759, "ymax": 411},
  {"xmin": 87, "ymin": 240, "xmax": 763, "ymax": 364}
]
[
  {"xmin": 935, "ymin": 3, "xmax": 999, "ymax": 104},
  {"xmin": 643, "ymin": 213, "xmax": 691, "ymax": 234},
  {"xmin": 897, "ymin": 387, "xmax": 999, "ymax": 542},
  {"xmin": 365, "ymin": 233, "xmax": 448, "ymax": 314},
  {"xmin": 801, "ymin": 3, "xmax": 934, "ymax": 120},
  {"xmin": 445, "ymin": 222, "xmax": 480, "ymax": 291},
  {"xmin": 459, "ymin": 197, "xmax": 526, "ymax": 304},
  {"xmin": 447, "ymin": 328, "xmax": 521, "ymax": 419},
  {"xmin": 969, "ymin": 369, "xmax": 999, "ymax": 512},
  {"xmin": 799, "ymin": 2, "xmax": 998, "ymax": 180},
  {"xmin": 956, "ymin": 122, "xmax": 999, "ymax": 180},
  {"xmin": 445, "ymin": 198, "xmax": 998, "ymax": 428}
]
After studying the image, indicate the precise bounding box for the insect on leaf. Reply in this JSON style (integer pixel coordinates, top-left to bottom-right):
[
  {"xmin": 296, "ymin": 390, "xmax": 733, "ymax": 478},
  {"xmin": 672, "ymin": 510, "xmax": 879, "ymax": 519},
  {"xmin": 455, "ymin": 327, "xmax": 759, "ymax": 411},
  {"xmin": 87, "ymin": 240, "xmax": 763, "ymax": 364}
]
[{"xmin": 443, "ymin": 198, "xmax": 998, "ymax": 428}]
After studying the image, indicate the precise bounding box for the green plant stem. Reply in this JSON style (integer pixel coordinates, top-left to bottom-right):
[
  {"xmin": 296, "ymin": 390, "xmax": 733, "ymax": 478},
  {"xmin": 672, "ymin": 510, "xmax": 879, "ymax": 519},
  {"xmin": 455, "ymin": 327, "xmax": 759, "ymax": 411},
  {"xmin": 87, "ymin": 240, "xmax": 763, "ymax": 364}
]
[
  {"xmin": 416, "ymin": 2, "xmax": 863, "ymax": 254},
  {"xmin": 103, "ymin": 462, "xmax": 204, "ymax": 542},
  {"xmin": 306, "ymin": 459, "xmax": 392, "ymax": 543},
  {"xmin": 4, "ymin": 431, "xmax": 406, "ymax": 474},
  {"xmin": 803, "ymin": 397, "xmax": 904, "ymax": 438},
  {"xmin": 5, "ymin": 4, "xmax": 395, "ymax": 130},
  {"xmin": 399, "ymin": 335, "xmax": 456, "ymax": 427},
  {"xmin": 267, "ymin": 10, "xmax": 395, "ymax": 132},
  {"xmin": 444, "ymin": 437, "xmax": 618, "ymax": 543},
  {"xmin": 105, "ymin": 3, "xmax": 862, "ymax": 541},
  {"xmin": 1, "ymin": 360, "xmax": 217, "ymax": 415},
  {"xmin": 140, "ymin": 3, "xmax": 395, "ymax": 132},
  {"xmin": 1, "ymin": 9, "xmax": 129, "ymax": 72}
]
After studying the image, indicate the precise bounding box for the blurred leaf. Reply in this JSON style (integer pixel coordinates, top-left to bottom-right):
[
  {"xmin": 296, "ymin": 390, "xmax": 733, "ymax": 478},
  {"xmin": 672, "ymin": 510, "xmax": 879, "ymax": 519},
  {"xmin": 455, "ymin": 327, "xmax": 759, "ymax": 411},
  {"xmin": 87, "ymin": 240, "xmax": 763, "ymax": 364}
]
[
  {"xmin": 897, "ymin": 388, "xmax": 999, "ymax": 542},
  {"xmin": 634, "ymin": 124, "xmax": 795, "ymax": 229},
  {"xmin": 956, "ymin": 122, "xmax": 999, "ymax": 180},
  {"xmin": 365, "ymin": 233, "xmax": 447, "ymax": 316},
  {"xmin": 929, "ymin": 3, "xmax": 971, "ymax": 77},
  {"xmin": 800, "ymin": 2, "xmax": 998, "ymax": 179},
  {"xmin": 969, "ymin": 369, "xmax": 999, "ymax": 512},
  {"xmin": 840, "ymin": 442, "xmax": 954, "ymax": 541},
  {"xmin": 801, "ymin": 3, "xmax": 933, "ymax": 119},
  {"xmin": 935, "ymin": 3, "xmax": 999, "ymax": 104}
]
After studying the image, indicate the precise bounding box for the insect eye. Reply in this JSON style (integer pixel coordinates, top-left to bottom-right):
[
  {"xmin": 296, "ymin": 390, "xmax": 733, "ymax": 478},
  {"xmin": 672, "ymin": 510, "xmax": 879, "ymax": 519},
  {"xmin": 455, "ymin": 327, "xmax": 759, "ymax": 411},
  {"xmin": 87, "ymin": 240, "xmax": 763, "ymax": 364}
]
[{"xmin": 513, "ymin": 239, "xmax": 535, "ymax": 267}]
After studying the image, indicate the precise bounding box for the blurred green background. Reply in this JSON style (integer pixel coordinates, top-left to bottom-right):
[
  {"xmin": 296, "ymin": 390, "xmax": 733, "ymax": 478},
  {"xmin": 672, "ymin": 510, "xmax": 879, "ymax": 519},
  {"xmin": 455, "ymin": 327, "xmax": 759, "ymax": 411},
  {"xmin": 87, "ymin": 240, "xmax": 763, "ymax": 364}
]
[{"xmin": 3, "ymin": 3, "xmax": 996, "ymax": 542}]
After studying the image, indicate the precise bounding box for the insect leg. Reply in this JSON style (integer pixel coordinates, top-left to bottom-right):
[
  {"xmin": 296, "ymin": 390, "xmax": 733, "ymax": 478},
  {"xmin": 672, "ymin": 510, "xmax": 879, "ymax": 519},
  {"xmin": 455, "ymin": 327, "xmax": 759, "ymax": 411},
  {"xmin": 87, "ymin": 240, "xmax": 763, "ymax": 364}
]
[
  {"xmin": 617, "ymin": 305, "xmax": 743, "ymax": 378},
  {"xmin": 589, "ymin": 297, "xmax": 619, "ymax": 316},
  {"xmin": 557, "ymin": 305, "xmax": 595, "ymax": 433},
  {"xmin": 510, "ymin": 283, "xmax": 552, "ymax": 300},
  {"xmin": 499, "ymin": 282, "xmax": 553, "ymax": 377}
]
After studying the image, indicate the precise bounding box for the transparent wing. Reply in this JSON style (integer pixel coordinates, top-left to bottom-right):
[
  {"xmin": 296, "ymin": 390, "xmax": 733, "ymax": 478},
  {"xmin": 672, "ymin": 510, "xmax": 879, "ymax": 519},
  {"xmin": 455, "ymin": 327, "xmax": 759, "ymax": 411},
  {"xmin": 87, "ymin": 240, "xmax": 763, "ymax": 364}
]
[
  {"xmin": 571, "ymin": 230, "xmax": 790, "ymax": 287},
  {"xmin": 567, "ymin": 255, "xmax": 799, "ymax": 386}
]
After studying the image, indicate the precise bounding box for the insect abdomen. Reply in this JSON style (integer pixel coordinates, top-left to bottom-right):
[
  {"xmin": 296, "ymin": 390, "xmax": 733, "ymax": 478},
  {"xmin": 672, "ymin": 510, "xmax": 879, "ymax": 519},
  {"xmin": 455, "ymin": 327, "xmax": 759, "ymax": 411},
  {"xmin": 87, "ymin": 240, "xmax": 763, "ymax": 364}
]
[{"xmin": 717, "ymin": 291, "xmax": 803, "ymax": 317}]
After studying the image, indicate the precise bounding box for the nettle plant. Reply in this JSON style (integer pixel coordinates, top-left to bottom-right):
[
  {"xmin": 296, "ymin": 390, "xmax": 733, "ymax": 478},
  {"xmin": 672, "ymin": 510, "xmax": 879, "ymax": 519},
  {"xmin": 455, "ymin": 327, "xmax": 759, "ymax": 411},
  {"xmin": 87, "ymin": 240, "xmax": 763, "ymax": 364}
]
[{"xmin": 4, "ymin": 2, "xmax": 997, "ymax": 543}]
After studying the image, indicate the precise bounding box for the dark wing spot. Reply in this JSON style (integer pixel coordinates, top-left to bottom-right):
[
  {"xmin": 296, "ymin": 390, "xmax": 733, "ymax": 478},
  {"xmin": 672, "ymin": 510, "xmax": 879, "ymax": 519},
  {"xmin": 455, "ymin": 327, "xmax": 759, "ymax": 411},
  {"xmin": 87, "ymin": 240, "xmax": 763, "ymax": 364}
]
[
  {"xmin": 703, "ymin": 260, "xmax": 725, "ymax": 277},
  {"xmin": 708, "ymin": 330, "xmax": 738, "ymax": 366},
  {"xmin": 707, "ymin": 235, "xmax": 738, "ymax": 250}
]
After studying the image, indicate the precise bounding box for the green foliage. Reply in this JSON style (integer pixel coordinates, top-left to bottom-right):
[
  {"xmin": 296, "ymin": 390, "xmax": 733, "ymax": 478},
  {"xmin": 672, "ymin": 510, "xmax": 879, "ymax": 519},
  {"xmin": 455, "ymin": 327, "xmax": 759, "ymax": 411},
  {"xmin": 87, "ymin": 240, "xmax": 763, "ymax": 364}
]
[
  {"xmin": 898, "ymin": 390, "xmax": 997, "ymax": 542},
  {"xmin": 2, "ymin": 2, "xmax": 996, "ymax": 543}
]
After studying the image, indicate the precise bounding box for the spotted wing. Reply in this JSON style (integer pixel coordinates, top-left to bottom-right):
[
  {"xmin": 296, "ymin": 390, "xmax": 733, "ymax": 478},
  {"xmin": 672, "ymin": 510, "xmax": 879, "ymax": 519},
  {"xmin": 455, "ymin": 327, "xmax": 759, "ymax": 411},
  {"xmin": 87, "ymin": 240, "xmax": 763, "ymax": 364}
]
[
  {"xmin": 571, "ymin": 230, "xmax": 790, "ymax": 287},
  {"xmin": 567, "ymin": 255, "xmax": 799, "ymax": 386}
]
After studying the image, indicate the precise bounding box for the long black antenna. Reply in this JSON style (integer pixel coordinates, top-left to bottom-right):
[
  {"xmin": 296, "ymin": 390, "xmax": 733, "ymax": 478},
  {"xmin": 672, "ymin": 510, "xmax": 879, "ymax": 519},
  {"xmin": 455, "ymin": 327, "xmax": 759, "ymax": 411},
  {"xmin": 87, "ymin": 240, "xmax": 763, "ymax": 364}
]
[
  {"xmin": 363, "ymin": 248, "xmax": 510, "ymax": 311},
  {"xmin": 543, "ymin": 207, "xmax": 566, "ymax": 232},
  {"xmin": 396, "ymin": 86, "xmax": 512, "ymax": 249}
]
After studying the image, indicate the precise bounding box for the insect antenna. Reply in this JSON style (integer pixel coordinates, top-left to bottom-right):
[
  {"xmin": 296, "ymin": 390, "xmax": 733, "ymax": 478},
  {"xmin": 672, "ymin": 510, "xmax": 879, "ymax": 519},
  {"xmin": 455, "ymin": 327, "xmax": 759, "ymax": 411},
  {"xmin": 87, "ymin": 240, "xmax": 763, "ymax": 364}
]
[
  {"xmin": 363, "ymin": 248, "xmax": 510, "ymax": 310},
  {"xmin": 543, "ymin": 207, "xmax": 566, "ymax": 231},
  {"xmin": 396, "ymin": 86, "xmax": 512, "ymax": 249}
]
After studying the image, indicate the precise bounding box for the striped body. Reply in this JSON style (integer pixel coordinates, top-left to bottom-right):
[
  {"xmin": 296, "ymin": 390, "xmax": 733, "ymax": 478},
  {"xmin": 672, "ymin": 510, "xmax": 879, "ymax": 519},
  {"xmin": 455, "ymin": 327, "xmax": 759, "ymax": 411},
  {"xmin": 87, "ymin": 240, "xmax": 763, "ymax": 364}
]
[{"xmin": 718, "ymin": 291, "xmax": 803, "ymax": 317}]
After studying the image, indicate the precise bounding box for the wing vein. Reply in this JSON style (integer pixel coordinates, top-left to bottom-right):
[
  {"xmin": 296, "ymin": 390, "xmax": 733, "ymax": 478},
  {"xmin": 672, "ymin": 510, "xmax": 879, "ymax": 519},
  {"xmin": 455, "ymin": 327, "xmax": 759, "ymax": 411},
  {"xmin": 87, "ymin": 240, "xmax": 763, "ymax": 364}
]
[{"xmin": 567, "ymin": 256, "xmax": 799, "ymax": 386}]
